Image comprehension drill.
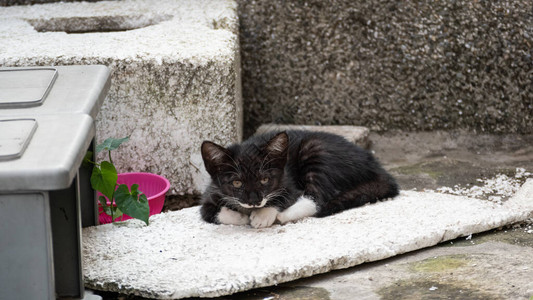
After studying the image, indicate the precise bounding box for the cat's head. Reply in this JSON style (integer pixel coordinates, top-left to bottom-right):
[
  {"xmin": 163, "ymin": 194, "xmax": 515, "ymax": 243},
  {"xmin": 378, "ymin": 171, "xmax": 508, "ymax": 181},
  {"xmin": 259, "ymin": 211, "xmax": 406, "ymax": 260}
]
[{"xmin": 201, "ymin": 132, "xmax": 289, "ymax": 208}]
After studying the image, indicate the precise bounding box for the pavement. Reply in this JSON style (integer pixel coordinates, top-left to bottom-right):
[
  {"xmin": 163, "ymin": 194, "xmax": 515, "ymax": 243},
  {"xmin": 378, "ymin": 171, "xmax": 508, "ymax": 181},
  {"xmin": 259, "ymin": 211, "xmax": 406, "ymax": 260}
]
[{"xmin": 92, "ymin": 131, "xmax": 533, "ymax": 300}]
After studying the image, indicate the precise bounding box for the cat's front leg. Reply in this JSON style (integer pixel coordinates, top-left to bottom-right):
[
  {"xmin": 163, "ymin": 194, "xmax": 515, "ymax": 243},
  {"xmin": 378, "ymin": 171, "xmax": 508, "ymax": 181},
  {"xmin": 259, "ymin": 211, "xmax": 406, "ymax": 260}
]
[
  {"xmin": 201, "ymin": 193, "xmax": 249, "ymax": 225},
  {"xmin": 250, "ymin": 207, "xmax": 279, "ymax": 228},
  {"xmin": 217, "ymin": 207, "xmax": 250, "ymax": 225},
  {"xmin": 277, "ymin": 195, "xmax": 318, "ymax": 224}
]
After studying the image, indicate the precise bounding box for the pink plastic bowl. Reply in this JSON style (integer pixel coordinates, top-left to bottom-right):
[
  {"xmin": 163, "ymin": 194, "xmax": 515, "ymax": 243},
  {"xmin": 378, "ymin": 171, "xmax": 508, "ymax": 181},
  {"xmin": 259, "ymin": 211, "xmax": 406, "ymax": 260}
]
[{"xmin": 98, "ymin": 172, "xmax": 170, "ymax": 224}]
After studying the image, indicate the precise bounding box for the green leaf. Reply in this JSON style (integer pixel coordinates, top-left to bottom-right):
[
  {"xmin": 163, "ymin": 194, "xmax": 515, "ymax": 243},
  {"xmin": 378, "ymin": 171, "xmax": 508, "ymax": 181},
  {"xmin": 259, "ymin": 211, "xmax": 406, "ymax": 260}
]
[
  {"xmin": 112, "ymin": 207, "xmax": 123, "ymax": 221},
  {"xmin": 98, "ymin": 195, "xmax": 112, "ymax": 216},
  {"xmin": 90, "ymin": 161, "xmax": 117, "ymax": 200},
  {"xmin": 82, "ymin": 150, "xmax": 94, "ymax": 167},
  {"xmin": 98, "ymin": 196, "xmax": 124, "ymax": 221},
  {"xmin": 96, "ymin": 137, "xmax": 130, "ymax": 153},
  {"xmin": 114, "ymin": 184, "xmax": 150, "ymax": 225}
]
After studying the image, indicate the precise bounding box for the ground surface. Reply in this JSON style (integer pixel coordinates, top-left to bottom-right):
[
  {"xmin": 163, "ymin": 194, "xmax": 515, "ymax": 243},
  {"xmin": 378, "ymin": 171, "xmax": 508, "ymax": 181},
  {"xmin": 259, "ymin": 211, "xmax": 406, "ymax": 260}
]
[{"xmin": 93, "ymin": 131, "xmax": 533, "ymax": 300}]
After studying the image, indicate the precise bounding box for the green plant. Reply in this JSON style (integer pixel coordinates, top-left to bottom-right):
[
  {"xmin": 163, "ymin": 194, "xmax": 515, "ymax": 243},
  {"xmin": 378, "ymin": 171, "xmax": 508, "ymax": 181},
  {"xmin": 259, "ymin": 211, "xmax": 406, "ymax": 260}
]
[{"xmin": 85, "ymin": 137, "xmax": 150, "ymax": 225}]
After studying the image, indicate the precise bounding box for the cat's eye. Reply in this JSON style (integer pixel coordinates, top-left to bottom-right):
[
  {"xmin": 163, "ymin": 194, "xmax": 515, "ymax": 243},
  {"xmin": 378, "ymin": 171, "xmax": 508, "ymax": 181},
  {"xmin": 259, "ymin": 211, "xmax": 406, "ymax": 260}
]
[
  {"xmin": 232, "ymin": 180, "xmax": 243, "ymax": 188},
  {"xmin": 260, "ymin": 177, "xmax": 269, "ymax": 185}
]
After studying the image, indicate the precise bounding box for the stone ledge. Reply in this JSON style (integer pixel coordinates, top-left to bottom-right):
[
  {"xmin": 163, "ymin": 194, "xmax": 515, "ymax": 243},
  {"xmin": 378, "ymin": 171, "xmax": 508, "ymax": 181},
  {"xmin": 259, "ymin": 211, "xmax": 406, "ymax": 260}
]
[
  {"xmin": 0, "ymin": 0, "xmax": 242, "ymax": 195},
  {"xmin": 256, "ymin": 123, "xmax": 370, "ymax": 148}
]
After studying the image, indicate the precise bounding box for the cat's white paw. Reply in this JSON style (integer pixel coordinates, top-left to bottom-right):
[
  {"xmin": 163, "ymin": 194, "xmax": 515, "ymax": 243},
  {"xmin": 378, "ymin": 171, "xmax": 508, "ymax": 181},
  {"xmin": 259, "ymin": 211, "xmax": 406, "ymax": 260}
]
[
  {"xmin": 217, "ymin": 207, "xmax": 249, "ymax": 225},
  {"xmin": 277, "ymin": 195, "xmax": 317, "ymax": 224},
  {"xmin": 250, "ymin": 207, "xmax": 279, "ymax": 228}
]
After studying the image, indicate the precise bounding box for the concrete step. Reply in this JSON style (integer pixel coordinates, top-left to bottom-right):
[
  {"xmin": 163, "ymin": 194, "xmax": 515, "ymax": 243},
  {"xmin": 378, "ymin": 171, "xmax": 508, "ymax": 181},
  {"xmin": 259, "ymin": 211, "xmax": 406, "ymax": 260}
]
[
  {"xmin": 0, "ymin": 0, "xmax": 241, "ymax": 195},
  {"xmin": 256, "ymin": 123, "xmax": 370, "ymax": 149}
]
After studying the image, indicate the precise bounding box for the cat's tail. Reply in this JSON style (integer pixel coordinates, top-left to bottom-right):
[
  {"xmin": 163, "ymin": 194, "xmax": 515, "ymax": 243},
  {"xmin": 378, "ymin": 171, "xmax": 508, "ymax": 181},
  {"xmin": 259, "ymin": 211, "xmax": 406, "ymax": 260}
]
[{"xmin": 316, "ymin": 172, "xmax": 399, "ymax": 217}]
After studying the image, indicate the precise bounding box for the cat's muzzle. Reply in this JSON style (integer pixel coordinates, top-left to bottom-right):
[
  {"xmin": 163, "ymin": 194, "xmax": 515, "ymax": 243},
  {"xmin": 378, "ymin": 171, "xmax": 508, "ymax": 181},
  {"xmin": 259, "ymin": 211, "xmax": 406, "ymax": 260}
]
[{"xmin": 238, "ymin": 197, "xmax": 268, "ymax": 209}]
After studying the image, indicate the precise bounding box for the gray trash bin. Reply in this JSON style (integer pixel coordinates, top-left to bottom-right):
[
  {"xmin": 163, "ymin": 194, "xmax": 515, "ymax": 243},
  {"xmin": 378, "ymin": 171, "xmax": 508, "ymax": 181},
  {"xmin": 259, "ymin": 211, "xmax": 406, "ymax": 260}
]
[
  {"xmin": 0, "ymin": 65, "xmax": 111, "ymax": 230},
  {"xmin": 0, "ymin": 66, "xmax": 110, "ymax": 299}
]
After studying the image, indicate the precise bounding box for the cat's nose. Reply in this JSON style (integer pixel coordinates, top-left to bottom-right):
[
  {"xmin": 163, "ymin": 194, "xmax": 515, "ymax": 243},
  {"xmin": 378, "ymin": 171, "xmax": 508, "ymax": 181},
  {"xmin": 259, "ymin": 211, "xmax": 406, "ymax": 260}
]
[{"xmin": 248, "ymin": 192, "xmax": 260, "ymax": 205}]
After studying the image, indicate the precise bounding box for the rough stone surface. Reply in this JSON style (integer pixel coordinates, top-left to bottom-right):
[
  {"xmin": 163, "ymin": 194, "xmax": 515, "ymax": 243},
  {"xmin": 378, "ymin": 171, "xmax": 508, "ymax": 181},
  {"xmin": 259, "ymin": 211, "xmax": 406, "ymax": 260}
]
[
  {"xmin": 238, "ymin": 0, "xmax": 533, "ymax": 137},
  {"xmin": 0, "ymin": 0, "xmax": 242, "ymax": 194},
  {"xmin": 82, "ymin": 180, "xmax": 533, "ymax": 299},
  {"xmin": 255, "ymin": 124, "xmax": 370, "ymax": 148}
]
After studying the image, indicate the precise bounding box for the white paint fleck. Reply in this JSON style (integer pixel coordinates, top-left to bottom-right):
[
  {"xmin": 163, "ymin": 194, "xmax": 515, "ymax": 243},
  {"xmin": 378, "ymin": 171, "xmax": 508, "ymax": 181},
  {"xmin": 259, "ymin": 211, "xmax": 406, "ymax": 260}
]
[{"xmin": 435, "ymin": 168, "xmax": 531, "ymax": 204}]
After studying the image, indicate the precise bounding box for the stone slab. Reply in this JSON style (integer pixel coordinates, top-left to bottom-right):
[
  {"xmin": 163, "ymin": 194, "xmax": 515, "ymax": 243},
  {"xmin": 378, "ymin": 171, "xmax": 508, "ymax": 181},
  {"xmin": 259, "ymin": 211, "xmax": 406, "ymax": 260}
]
[
  {"xmin": 255, "ymin": 123, "xmax": 370, "ymax": 148},
  {"xmin": 0, "ymin": 0, "xmax": 242, "ymax": 195},
  {"xmin": 82, "ymin": 179, "xmax": 533, "ymax": 299}
]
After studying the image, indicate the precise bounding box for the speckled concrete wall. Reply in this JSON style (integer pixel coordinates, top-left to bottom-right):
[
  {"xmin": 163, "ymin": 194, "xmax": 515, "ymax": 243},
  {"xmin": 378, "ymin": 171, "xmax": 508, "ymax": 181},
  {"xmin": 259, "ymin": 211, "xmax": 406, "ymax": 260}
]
[
  {"xmin": 97, "ymin": 58, "xmax": 241, "ymax": 195},
  {"xmin": 239, "ymin": 1, "xmax": 533, "ymax": 136}
]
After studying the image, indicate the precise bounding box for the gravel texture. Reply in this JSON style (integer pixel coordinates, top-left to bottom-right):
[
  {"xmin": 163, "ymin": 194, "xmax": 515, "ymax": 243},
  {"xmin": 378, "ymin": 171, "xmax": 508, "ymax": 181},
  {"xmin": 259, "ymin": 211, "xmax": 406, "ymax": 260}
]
[
  {"xmin": 436, "ymin": 168, "xmax": 532, "ymax": 204},
  {"xmin": 82, "ymin": 179, "xmax": 533, "ymax": 299},
  {"xmin": 239, "ymin": 0, "xmax": 533, "ymax": 137}
]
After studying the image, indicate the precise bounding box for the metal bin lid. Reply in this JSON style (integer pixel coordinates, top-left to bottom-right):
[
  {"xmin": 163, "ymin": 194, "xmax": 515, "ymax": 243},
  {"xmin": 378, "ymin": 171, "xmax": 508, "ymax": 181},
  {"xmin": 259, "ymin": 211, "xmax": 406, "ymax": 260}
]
[
  {"xmin": 0, "ymin": 68, "xmax": 57, "ymax": 108},
  {"xmin": 0, "ymin": 65, "xmax": 110, "ymax": 118},
  {"xmin": 0, "ymin": 118, "xmax": 38, "ymax": 161},
  {"xmin": 0, "ymin": 114, "xmax": 95, "ymax": 191}
]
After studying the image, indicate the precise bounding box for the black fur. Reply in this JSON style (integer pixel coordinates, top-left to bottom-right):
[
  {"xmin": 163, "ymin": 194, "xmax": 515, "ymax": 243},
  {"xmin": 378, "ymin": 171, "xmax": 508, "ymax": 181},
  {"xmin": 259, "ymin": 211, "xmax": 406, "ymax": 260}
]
[{"xmin": 200, "ymin": 130, "xmax": 399, "ymax": 224}]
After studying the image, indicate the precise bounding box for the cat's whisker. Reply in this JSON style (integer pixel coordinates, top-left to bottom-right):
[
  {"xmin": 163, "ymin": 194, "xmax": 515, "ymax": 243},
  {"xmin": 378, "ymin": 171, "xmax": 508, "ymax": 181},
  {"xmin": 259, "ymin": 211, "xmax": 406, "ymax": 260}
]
[
  {"xmin": 221, "ymin": 195, "xmax": 239, "ymax": 203},
  {"xmin": 218, "ymin": 162, "xmax": 241, "ymax": 176},
  {"xmin": 259, "ymin": 156, "xmax": 281, "ymax": 173},
  {"xmin": 262, "ymin": 188, "xmax": 291, "ymax": 207},
  {"xmin": 220, "ymin": 151, "xmax": 242, "ymax": 174},
  {"xmin": 258, "ymin": 154, "xmax": 270, "ymax": 173},
  {"xmin": 220, "ymin": 196, "xmax": 246, "ymax": 210}
]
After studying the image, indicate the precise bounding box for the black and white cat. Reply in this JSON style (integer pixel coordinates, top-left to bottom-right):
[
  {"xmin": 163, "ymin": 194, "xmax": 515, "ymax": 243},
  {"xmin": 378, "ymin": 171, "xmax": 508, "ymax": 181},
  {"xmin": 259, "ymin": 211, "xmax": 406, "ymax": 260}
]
[{"xmin": 200, "ymin": 130, "xmax": 399, "ymax": 228}]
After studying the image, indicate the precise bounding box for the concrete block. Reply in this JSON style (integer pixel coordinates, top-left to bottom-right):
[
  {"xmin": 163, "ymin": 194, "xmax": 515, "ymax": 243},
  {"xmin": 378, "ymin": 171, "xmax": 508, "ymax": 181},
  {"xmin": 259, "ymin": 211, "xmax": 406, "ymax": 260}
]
[
  {"xmin": 255, "ymin": 123, "xmax": 370, "ymax": 148},
  {"xmin": 82, "ymin": 180, "xmax": 533, "ymax": 298},
  {"xmin": 238, "ymin": 1, "xmax": 533, "ymax": 136},
  {"xmin": 0, "ymin": 0, "xmax": 242, "ymax": 194}
]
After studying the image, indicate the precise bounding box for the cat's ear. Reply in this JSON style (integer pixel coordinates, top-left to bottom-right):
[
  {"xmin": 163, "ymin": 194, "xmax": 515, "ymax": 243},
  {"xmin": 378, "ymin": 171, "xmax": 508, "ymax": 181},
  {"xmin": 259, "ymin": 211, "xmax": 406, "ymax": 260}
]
[
  {"xmin": 201, "ymin": 141, "xmax": 232, "ymax": 176},
  {"xmin": 266, "ymin": 132, "xmax": 289, "ymax": 163}
]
